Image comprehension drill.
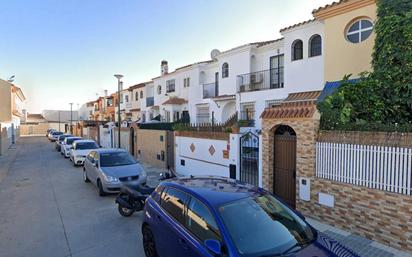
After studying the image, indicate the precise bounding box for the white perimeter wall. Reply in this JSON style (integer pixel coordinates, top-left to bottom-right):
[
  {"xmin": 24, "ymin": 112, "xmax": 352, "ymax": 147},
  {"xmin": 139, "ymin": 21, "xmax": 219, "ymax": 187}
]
[{"xmin": 175, "ymin": 135, "xmax": 239, "ymax": 178}]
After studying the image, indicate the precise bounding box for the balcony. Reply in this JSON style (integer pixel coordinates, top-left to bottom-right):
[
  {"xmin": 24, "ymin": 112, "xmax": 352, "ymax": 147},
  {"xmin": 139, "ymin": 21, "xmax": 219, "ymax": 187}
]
[
  {"xmin": 237, "ymin": 67, "xmax": 284, "ymax": 93},
  {"xmin": 146, "ymin": 97, "xmax": 154, "ymax": 107},
  {"xmin": 203, "ymin": 82, "xmax": 218, "ymax": 99},
  {"xmin": 238, "ymin": 110, "xmax": 255, "ymax": 127}
]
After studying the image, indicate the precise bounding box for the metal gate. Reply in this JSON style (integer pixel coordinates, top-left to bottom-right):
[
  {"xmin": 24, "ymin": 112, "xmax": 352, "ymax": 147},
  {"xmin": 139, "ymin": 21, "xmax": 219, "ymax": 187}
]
[
  {"xmin": 240, "ymin": 132, "xmax": 259, "ymax": 186},
  {"xmin": 273, "ymin": 126, "xmax": 296, "ymax": 208}
]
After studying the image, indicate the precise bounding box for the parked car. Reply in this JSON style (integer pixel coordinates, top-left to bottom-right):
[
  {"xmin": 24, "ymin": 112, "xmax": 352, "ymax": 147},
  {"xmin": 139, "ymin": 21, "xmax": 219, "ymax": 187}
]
[
  {"xmin": 46, "ymin": 128, "xmax": 56, "ymax": 137},
  {"xmin": 141, "ymin": 176, "xmax": 359, "ymax": 257},
  {"xmin": 61, "ymin": 136, "xmax": 82, "ymax": 158},
  {"xmin": 83, "ymin": 148, "xmax": 147, "ymax": 196},
  {"xmin": 55, "ymin": 134, "xmax": 73, "ymax": 151},
  {"xmin": 48, "ymin": 131, "xmax": 64, "ymax": 142},
  {"xmin": 69, "ymin": 139, "xmax": 99, "ymax": 166}
]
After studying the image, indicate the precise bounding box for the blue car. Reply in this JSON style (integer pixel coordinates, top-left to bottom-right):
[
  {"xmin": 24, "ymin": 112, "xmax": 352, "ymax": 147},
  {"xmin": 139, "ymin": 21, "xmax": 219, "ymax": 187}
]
[{"xmin": 142, "ymin": 176, "xmax": 359, "ymax": 257}]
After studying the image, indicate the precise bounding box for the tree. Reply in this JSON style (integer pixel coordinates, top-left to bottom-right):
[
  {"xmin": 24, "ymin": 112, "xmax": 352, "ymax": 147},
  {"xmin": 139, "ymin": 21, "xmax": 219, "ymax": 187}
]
[{"xmin": 318, "ymin": 0, "xmax": 412, "ymax": 132}]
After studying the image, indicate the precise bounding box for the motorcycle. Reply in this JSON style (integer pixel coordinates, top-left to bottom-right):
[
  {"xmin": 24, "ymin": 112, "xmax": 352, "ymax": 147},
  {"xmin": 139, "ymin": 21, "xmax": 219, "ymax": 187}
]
[{"xmin": 115, "ymin": 171, "xmax": 175, "ymax": 217}]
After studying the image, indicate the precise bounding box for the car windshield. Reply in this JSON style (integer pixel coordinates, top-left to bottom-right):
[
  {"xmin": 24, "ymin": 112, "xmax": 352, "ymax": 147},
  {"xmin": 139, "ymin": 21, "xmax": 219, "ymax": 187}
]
[
  {"xmin": 75, "ymin": 142, "xmax": 98, "ymax": 150},
  {"xmin": 219, "ymin": 194, "xmax": 316, "ymax": 257},
  {"xmin": 66, "ymin": 138, "xmax": 81, "ymax": 144},
  {"xmin": 52, "ymin": 132, "xmax": 63, "ymax": 135},
  {"xmin": 100, "ymin": 152, "xmax": 137, "ymax": 167},
  {"xmin": 58, "ymin": 135, "xmax": 72, "ymax": 141}
]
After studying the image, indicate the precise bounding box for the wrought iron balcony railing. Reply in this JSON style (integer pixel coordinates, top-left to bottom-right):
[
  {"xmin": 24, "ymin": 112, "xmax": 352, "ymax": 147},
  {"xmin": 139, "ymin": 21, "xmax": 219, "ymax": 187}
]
[
  {"xmin": 203, "ymin": 82, "xmax": 218, "ymax": 99},
  {"xmin": 237, "ymin": 67, "xmax": 284, "ymax": 93}
]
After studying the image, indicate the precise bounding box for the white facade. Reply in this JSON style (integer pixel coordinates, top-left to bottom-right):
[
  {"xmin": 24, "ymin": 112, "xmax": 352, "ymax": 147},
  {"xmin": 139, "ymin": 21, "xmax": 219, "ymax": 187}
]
[{"xmin": 78, "ymin": 103, "xmax": 94, "ymax": 120}]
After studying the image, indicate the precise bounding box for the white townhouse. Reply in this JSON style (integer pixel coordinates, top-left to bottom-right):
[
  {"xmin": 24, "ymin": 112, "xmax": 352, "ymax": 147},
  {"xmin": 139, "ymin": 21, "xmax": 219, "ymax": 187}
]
[
  {"xmin": 128, "ymin": 82, "xmax": 147, "ymax": 122},
  {"xmin": 118, "ymin": 88, "xmax": 132, "ymax": 122}
]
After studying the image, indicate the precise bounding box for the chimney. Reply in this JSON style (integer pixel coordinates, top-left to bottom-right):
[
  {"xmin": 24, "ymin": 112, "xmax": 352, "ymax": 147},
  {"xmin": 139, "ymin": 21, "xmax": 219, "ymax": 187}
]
[
  {"xmin": 104, "ymin": 90, "xmax": 108, "ymax": 97},
  {"xmin": 161, "ymin": 60, "xmax": 168, "ymax": 76}
]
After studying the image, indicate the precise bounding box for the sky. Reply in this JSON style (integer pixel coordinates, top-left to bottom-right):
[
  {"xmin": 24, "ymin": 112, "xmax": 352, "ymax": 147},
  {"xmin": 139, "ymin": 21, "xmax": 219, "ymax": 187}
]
[{"xmin": 0, "ymin": 0, "xmax": 333, "ymax": 113}]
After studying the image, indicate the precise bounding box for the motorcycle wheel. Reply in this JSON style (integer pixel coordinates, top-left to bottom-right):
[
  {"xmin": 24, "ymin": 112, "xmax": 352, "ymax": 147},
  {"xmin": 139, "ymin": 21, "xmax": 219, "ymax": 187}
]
[{"xmin": 118, "ymin": 204, "xmax": 134, "ymax": 217}]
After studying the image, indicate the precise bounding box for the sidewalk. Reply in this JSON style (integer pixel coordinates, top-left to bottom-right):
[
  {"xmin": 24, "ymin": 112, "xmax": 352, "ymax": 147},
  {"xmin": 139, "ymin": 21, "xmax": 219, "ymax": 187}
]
[
  {"xmin": 307, "ymin": 218, "xmax": 412, "ymax": 257},
  {"xmin": 0, "ymin": 142, "xmax": 20, "ymax": 184}
]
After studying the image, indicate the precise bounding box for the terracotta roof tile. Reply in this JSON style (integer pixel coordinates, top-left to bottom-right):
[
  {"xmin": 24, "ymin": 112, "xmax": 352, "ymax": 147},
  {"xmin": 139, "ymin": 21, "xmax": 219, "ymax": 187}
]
[
  {"xmin": 260, "ymin": 90, "xmax": 322, "ymax": 119},
  {"xmin": 280, "ymin": 19, "xmax": 316, "ymax": 33},
  {"xmin": 162, "ymin": 97, "xmax": 188, "ymax": 105},
  {"xmin": 312, "ymin": 0, "xmax": 348, "ymax": 15}
]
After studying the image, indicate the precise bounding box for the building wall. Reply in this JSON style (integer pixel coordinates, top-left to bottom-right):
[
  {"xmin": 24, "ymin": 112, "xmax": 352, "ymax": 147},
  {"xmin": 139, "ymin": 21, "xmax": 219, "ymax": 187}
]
[
  {"xmin": 321, "ymin": 2, "xmax": 377, "ymax": 81},
  {"xmin": 0, "ymin": 80, "xmax": 12, "ymax": 122},
  {"xmin": 175, "ymin": 131, "xmax": 238, "ymax": 178},
  {"xmin": 0, "ymin": 123, "xmax": 9, "ymax": 155},
  {"xmin": 20, "ymin": 123, "xmax": 50, "ymax": 135},
  {"xmin": 282, "ymin": 21, "xmax": 324, "ymax": 91},
  {"xmin": 135, "ymin": 129, "xmax": 168, "ymax": 169}
]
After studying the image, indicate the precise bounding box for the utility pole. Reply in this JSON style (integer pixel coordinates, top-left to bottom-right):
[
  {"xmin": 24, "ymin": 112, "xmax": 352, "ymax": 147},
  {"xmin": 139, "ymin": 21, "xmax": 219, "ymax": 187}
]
[
  {"xmin": 69, "ymin": 103, "xmax": 73, "ymax": 134},
  {"xmin": 58, "ymin": 110, "xmax": 61, "ymax": 131},
  {"xmin": 114, "ymin": 74, "xmax": 123, "ymax": 148}
]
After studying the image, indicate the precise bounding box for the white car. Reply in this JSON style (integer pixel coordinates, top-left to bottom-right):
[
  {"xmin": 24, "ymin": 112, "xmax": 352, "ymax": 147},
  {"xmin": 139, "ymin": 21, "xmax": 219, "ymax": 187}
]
[
  {"xmin": 61, "ymin": 137, "xmax": 82, "ymax": 158},
  {"xmin": 48, "ymin": 131, "xmax": 63, "ymax": 142},
  {"xmin": 70, "ymin": 140, "xmax": 99, "ymax": 166}
]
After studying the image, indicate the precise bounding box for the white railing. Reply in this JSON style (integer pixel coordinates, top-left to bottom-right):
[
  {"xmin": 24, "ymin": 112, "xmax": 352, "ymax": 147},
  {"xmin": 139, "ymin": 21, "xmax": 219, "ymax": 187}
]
[{"xmin": 316, "ymin": 142, "xmax": 412, "ymax": 195}]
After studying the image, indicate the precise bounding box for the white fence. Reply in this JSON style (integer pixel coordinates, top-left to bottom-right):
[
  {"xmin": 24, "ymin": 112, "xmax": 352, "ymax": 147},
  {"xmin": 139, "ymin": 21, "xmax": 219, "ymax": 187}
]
[{"xmin": 316, "ymin": 142, "xmax": 412, "ymax": 195}]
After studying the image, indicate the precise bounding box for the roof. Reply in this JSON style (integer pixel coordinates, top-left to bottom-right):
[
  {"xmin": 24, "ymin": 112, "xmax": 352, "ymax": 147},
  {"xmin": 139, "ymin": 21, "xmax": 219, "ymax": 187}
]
[
  {"xmin": 260, "ymin": 90, "xmax": 322, "ymax": 119},
  {"xmin": 162, "ymin": 97, "xmax": 188, "ymax": 105},
  {"xmin": 280, "ymin": 19, "xmax": 316, "ymax": 33},
  {"xmin": 218, "ymin": 38, "xmax": 283, "ymax": 55},
  {"xmin": 152, "ymin": 60, "xmax": 214, "ymax": 80},
  {"xmin": 317, "ymin": 79, "xmax": 359, "ymax": 102},
  {"xmin": 312, "ymin": 0, "xmax": 375, "ymax": 19},
  {"xmin": 128, "ymin": 82, "xmax": 150, "ymax": 91},
  {"xmin": 26, "ymin": 114, "xmax": 46, "ymax": 122},
  {"xmin": 161, "ymin": 176, "xmax": 263, "ymax": 207}
]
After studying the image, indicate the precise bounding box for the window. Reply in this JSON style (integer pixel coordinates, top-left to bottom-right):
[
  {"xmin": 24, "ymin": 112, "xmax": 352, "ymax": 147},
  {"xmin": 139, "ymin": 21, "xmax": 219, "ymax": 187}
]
[
  {"xmin": 265, "ymin": 99, "xmax": 283, "ymax": 108},
  {"xmin": 135, "ymin": 92, "xmax": 139, "ymax": 101},
  {"xmin": 346, "ymin": 19, "xmax": 373, "ymax": 43},
  {"xmin": 180, "ymin": 159, "xmax": 185, "ymax": 166},
  {"xmin": 222, "ymin": 62, "xmax": 229, "ymax": 78},
  {"xmin": 240, "ymin": 102, "xmax": 255, "ymax": 120},
  {"xmin": 185, "ymin": 196, "xmax": 221, "ymax": 242},
  {"xmin": 196, "ymin": 106, "xmax": 210, "ymax": 123},
  {"xmin": 157, "ymin": 85, "xmax": 162, "ymax": 95},
  {"xmin": 120, "ymin": 94, "xmax": 123, "ymax": 103},
  {"xmin": 309, "ymin": 34, "xmax": 322, "ymax": 57},
  {"xmin": 291, "ymin": 39, "xmax": 303, "ymax": 61},
  {"xmin": 183, "ymin": 77, "xmax": 190, "ymax": 88},
  {"xmin": 166, "ymin": 80, "xmax": 175, "ymax": 93},
  {"xmin": 125, "ymin": 95, "xmax": 129, "ymax": 102},
  {"xmin": 140, "ymin": 91, "xmax": 143, "ymax": 98},
  {"xmin": 160, "ymin": 187, "xmax": 188, "ymax": 224}
]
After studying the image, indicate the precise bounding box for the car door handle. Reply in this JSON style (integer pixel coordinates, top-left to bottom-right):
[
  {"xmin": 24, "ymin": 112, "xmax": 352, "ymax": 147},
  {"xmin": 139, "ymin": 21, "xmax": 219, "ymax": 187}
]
[{"xmin": 178, "ymin": 238, "xmax": 188, "ymax": 250}]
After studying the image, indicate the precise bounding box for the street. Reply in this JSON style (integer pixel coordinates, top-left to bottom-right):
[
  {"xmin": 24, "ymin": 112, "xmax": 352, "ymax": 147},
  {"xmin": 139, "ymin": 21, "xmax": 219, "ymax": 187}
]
[{"xmin": 0, "ymin": 137, "xmax": 147, "ymax": 257}]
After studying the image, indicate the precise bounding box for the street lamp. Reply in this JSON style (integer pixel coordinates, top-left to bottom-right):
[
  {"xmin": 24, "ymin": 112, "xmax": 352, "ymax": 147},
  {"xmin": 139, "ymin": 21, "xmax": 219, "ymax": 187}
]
[
  {"xmin": 114, "ymin": 74, "xmax": 123, "ymax": 148},
  {"xmin": 69, "ymin": 103, "xmax": 73, "ymax": 134}
]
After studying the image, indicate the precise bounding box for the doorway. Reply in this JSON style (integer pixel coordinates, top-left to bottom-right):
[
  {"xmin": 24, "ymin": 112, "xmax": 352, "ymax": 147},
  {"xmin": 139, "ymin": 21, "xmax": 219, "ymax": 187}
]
[{"xmin": 273, "ymin": 125, "xmax": 296, "ymax": 208}]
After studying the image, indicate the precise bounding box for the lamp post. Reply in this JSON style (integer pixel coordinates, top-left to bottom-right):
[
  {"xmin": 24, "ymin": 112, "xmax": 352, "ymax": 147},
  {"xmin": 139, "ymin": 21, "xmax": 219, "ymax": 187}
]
[
  {"xmin": 69, "ymin": 103, "xmax": 73, "ymax": 134},
  {"xmin": 114, "ymin": 74, "xmax": 123, "ymax": 148}
]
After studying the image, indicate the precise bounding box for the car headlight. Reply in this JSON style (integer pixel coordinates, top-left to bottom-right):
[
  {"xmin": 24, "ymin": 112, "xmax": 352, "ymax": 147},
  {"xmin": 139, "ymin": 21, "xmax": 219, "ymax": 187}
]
[{"xmin": 104, "ymin": 175, "xmax": 119, "ymax": 183}]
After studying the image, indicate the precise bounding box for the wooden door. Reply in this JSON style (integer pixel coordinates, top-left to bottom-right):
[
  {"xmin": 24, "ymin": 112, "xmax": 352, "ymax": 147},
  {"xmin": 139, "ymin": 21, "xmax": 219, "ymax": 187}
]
[{"xmin": 273, "ymin": 133, "xmax": 296, "ymax": 208}]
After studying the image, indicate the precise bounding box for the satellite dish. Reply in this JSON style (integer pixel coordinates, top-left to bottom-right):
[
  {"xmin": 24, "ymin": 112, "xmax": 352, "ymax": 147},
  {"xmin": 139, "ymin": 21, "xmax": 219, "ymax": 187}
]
[{"xmin": 210, "ymin": 49, "xmax": 220, "ymax": 60}]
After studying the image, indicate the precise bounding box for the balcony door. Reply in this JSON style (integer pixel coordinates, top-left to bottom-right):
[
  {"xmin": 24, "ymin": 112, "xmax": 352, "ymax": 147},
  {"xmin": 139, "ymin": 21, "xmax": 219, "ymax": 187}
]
[{"xmin": 270, "ymin": 54, "xmax": 284, "ymax": 88}]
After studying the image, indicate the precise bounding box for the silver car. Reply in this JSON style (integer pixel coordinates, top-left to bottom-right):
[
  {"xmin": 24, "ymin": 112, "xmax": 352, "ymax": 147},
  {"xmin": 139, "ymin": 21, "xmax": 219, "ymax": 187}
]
[{"xmin": 83, "ymin": 148, "xmax": 147, "ymax": 196}]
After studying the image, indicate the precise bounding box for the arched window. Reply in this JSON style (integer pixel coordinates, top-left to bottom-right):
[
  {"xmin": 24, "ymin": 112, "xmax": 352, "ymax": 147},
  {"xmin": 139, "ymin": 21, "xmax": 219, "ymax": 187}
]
[
  {"xmin": 309, "ymin": 35, "xmax": 322, "ymax": 57},
  {"xmin": 346, "ymin": 19, "xmax": 373, "ymax": 43},
  {"xmin": 135, "ymin": 91, "xmax": 139, "ymax": 101},
  {"xmin": 291, "ymin": 39, "xmax": 303, "ymax": 61},
  {"xmin": 140, "ymin": 91, "xmax": 143, "ymax": 98},
  {"xmin": 222, "ymin": 62, "xmax": 229, "ymax": 78},
  {"xmin": 157, "ymin": 85, "xmax": 162, "ymax": 95}
]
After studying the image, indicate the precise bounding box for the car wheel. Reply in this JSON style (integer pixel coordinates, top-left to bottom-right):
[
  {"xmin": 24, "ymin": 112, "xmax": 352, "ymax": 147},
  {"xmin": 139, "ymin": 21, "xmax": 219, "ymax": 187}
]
[
  {"xmin": 118, "ymin": 204, "xmax": 134, "ymax": 217},
  {"xmin": 143, "ymin": 225, "xmax": 158, "ymax": 257},
  {"xmin": 97, "ymin": 180, "xmax": 106, "ymax": 197},
  {"xmin": 83, "ymin": 169, "xmax": 90, "ymax": 183}
]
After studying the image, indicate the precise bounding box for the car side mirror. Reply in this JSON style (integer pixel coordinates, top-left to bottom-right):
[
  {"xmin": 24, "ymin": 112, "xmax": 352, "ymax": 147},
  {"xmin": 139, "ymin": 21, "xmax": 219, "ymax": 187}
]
[{"xmin": 204, "ymin": 239, "xmax": 222, "ymax": 257}]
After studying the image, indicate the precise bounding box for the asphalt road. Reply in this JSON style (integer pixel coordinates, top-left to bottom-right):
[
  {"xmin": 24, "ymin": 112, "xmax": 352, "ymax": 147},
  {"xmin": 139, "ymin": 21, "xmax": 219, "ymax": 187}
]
[{"xmin": 0, "ymin": 137, "xmax": 148, "ymax": 257}]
